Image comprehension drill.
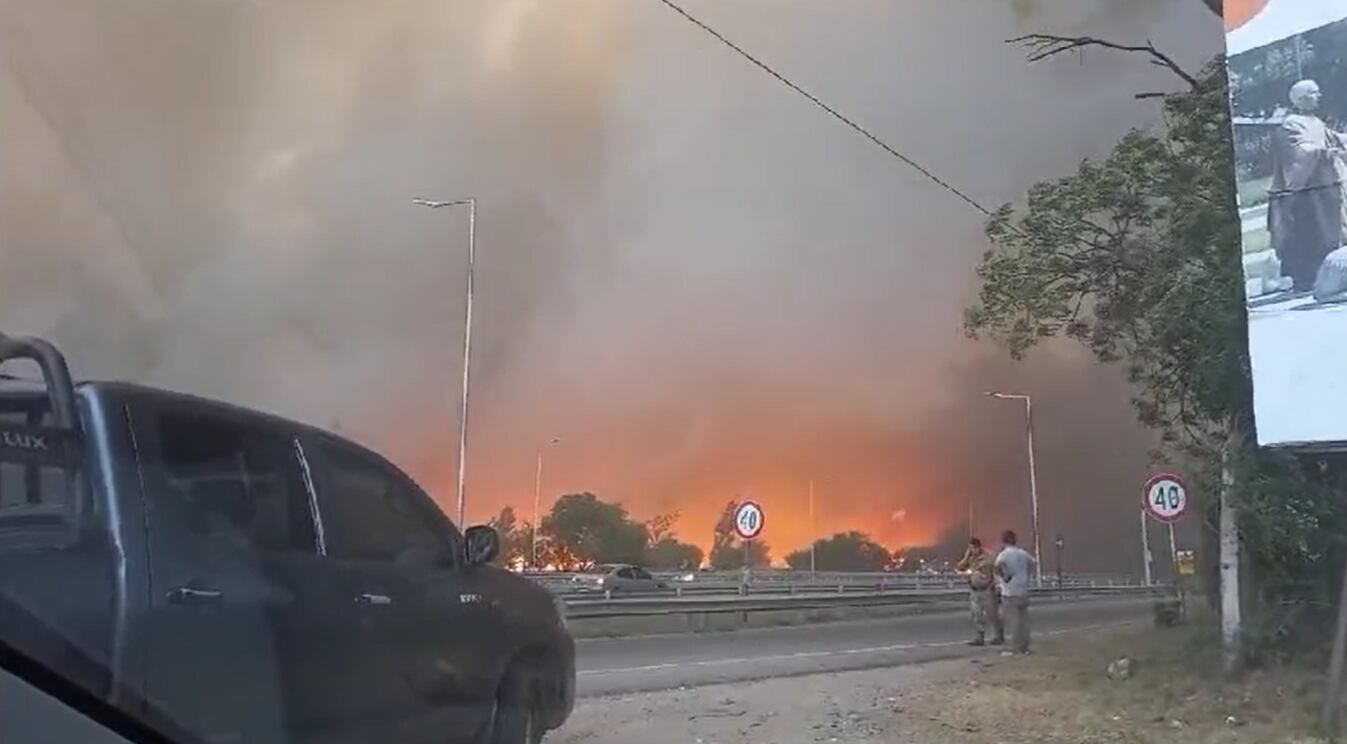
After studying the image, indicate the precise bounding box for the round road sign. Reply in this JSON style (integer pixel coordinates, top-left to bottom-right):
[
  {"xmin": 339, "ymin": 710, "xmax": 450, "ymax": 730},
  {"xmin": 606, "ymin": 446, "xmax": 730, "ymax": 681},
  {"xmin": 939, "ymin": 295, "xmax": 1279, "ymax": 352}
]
[
  {"xmin": 732, "ymin": 501, "xmax": 765, "ymax": 540},
  {"xmin": 1143, "ymin": 473, "xmax": 1188, "ymax": 523}
]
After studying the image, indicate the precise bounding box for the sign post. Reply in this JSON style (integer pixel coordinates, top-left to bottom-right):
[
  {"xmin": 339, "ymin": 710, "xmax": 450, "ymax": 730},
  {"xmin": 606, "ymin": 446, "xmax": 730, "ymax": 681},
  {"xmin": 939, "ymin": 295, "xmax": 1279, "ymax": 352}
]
[
  {"xmin": 1139, "ymin": 510, "xmax": 1153, "ymax": 586},
  {"xmin": 1141, "ymin": 473, "xmax": 1189, "ymax": 585},
  {"xmin": 733, "ymin": 501, "xmax": 765, "ymax": 591},
  {"xmin": 1168, "ymin": 522, "xmax": 1180, "ymax": 577}
]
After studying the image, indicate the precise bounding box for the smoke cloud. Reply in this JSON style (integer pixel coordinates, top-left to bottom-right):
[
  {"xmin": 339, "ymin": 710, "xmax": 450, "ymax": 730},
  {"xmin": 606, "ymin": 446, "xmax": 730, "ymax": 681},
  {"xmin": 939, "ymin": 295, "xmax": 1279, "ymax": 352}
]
[{"xmin": 1, "ymin": 0, "xmax": 1222, "ymax": 570}]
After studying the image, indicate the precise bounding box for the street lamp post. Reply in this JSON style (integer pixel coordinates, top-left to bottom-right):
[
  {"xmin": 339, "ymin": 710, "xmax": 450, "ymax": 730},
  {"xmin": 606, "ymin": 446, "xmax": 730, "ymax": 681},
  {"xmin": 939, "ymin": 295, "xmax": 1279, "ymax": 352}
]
[
  {"xmin": 985, "ymin": 391, "xmax": 1044, "ymax": 587},
  {"xmin": 806, "ymin": 476, "xmax": 839, "ymax": 575},
  {"xmin": 808, "ymin": 479, "xmax": 816, "ymax": 575},
  {"xmin": 532, "ymin": 438, "xmax": 561, "ymax": 568},
  {"xmin": 413, "ymin": 197, "xmax": 477, "ymax": 528}
]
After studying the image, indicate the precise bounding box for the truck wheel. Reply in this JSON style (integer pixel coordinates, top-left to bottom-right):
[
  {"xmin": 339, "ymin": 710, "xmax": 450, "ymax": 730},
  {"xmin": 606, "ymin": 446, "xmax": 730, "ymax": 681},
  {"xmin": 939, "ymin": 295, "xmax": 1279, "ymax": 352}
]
[{"xmin": 492, "ymin": 665, "xmax": 543, "ymax": 744}]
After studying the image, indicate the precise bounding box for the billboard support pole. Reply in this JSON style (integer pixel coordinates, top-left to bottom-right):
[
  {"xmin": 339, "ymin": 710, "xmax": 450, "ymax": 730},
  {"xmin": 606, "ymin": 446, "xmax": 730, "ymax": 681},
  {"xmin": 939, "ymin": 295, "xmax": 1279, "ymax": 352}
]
[
  {"xmin": 1322, "ymin": 549, "xmax": 1347, "ymax": 736},
  {"xmin": 1323, "ymin": 457, "xmax": 1347, "ymax": 737}
]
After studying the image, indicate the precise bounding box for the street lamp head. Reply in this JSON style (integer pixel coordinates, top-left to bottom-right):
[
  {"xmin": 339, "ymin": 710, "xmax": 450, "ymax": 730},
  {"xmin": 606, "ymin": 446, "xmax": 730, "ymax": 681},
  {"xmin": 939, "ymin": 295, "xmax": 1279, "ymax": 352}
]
[
  {"xmin": 412, "ymin": 197, "xmax": 474, "ymax": 208},
  {"xmin": 986, "ymin": 391, "xmax": 1030, "ymax": 401}
]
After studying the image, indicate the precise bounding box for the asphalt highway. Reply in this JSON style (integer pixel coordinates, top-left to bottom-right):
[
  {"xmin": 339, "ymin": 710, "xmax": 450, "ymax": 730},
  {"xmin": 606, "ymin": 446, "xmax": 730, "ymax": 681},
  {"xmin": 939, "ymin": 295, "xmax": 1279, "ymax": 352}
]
[{"xmin": 574, "ymin": 596, "xmax": 1153, "ymax": 697}]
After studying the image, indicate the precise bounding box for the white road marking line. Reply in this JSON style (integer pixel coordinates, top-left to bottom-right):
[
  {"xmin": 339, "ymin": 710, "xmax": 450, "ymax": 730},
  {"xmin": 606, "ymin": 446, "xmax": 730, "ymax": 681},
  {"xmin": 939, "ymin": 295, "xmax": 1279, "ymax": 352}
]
[{"xmin": 576, "ymin": 619, "xmax": 1138, "ymax": 676}]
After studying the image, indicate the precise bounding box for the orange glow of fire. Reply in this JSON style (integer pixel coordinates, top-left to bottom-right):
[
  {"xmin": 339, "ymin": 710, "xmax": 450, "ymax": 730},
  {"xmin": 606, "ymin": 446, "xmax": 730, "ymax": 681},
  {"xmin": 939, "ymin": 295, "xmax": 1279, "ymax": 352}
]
[{"xmin": 367, "ymin": 400, "xmax": 969, "ymax": 564}]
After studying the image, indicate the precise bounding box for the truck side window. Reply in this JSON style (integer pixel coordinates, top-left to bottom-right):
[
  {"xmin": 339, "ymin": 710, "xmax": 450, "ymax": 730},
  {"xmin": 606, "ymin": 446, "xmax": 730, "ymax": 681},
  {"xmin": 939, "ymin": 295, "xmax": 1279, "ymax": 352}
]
[
  {"xmin": 155, "ymin": 412, "xmax": 316, "ymax": 554},
  {"xmin": 0, "ymin": 399, "xmax": 73, "ymax": 524},
  {"xmin": 314, "ymin": 441, "xmax": 449, "ymax": 567},
  {"xmin": 0, "ymin": 466, "xmax": 69, "ymax": 514}
]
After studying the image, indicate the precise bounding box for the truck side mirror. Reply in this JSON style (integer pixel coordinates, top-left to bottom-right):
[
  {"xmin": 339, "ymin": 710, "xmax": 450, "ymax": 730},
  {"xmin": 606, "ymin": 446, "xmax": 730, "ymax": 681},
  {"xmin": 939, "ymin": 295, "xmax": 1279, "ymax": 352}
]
[{"xmin": 463, "ymin": 525, "xmax": 500, "ymax": 567}]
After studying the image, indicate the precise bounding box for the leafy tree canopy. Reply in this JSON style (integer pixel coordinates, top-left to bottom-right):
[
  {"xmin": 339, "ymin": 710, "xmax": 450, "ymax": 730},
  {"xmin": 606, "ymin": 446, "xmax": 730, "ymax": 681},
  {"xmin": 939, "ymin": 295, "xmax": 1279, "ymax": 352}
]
[
  {"xmin": 785, "ymin": 531, "xmax": 891, "ymax": 572},
  {"xmin": 540, "ymin": 492, "xmax": 649, "ymax": 567},
  {"xmin": 965, "ymin": 61, "xmax": 1247, "ymax": 455}
]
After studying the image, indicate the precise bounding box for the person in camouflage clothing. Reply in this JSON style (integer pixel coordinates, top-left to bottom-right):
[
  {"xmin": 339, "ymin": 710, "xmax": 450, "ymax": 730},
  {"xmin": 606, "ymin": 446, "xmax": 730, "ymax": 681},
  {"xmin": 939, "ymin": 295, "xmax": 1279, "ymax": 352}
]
[{"xmin": 957, "ymin": 537, "xmax": 1004, "ymax": 646}]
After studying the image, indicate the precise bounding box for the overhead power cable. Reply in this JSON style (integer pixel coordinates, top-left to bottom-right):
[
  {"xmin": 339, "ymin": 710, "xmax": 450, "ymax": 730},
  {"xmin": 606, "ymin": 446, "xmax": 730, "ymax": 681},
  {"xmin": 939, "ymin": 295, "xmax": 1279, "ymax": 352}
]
[{"xmin": 656, "ymin": 0, "xmax": 996, "ymax": 217}]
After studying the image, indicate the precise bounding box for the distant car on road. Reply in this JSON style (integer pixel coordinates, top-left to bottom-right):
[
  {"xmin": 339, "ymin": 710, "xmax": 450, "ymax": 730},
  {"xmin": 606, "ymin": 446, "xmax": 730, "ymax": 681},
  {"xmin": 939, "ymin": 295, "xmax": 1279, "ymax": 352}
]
[{"xmin": 573, "ymin": 564, "xmax": 668, "ymax": 594}]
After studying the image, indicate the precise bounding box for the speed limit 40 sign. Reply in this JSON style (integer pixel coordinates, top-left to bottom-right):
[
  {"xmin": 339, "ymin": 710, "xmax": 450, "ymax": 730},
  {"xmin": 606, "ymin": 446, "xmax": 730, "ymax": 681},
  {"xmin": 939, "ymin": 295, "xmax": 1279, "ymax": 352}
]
[
  {"xmin": 1143, "ymin": 473, "xmax": 1188, "ymax": 523},
  {"xmin": 732, "ymin": 501, "xmax": 765, "ymax": 540}
]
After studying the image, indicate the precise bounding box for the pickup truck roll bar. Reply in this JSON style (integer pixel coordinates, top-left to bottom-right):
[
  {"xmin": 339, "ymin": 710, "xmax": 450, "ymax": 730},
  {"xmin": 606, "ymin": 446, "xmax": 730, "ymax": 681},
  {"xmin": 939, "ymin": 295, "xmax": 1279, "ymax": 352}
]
[
  {"xmin": 0, "ymin": 334, "xmax": 79, "ymax": 431},
  {"xmin": 0, "ymin": 334, "xmax": 85, "ymax": 529}
]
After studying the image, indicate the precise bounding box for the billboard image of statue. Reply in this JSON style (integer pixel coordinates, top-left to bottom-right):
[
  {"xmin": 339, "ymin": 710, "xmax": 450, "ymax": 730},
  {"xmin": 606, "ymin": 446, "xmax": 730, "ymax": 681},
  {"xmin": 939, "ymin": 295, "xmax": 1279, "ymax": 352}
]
[{"xmin": 1226, "ymin": 0, "xmax": 1347, "ymax": 446}]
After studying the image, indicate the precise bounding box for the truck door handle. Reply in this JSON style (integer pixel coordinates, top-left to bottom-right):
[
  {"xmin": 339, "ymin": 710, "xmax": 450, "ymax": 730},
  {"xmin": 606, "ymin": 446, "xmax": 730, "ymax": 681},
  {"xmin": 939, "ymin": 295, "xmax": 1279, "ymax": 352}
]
[
  {"xmin": 354, "ymin": 593, "xmax": 392, "ymax": 606},
  {"xmin": 167, "ymin": 587, "xmax": 223, "ymax": 605}
]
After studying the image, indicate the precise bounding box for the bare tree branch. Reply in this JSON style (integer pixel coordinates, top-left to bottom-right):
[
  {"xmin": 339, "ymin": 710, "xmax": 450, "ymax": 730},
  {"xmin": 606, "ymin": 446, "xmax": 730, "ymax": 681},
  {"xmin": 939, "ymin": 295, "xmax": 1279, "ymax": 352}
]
[{"xmin": 1008, "ymin": 34, "xmax": 1201, "ymax": 90}]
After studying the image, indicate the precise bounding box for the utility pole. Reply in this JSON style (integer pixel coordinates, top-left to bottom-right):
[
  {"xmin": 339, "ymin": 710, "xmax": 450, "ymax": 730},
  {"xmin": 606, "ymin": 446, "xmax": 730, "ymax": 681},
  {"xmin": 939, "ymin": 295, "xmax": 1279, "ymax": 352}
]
[
  {"xmin": 809, "ymin": 479, "xmax": 816, "ymax": 575},
  {"xmin": 531, "ymin": 437, "xmax": 560, "ymax": 568}
]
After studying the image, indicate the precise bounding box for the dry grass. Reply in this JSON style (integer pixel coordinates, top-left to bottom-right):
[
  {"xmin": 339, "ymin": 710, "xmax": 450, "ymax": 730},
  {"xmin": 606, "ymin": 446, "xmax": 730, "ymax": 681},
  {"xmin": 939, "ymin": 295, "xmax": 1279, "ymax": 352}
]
[{"xmin": 892, "ymin": 620, "xmax": 1326, "ymax": 743}]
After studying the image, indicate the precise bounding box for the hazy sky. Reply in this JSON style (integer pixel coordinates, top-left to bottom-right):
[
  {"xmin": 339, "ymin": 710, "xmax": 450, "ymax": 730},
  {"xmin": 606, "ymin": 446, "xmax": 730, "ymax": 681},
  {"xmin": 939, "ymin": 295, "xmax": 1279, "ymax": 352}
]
[{"xmin": 0, "ymin": 0, "xmax": 1224, "ymax": 569}]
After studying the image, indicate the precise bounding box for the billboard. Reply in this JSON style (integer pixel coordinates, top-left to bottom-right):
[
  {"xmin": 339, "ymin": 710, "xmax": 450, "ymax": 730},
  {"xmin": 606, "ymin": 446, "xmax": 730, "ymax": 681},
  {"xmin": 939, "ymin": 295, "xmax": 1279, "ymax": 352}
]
[{"xmin": 1226, "ymin": 0, "xmax": 1347, "ymax": 447}]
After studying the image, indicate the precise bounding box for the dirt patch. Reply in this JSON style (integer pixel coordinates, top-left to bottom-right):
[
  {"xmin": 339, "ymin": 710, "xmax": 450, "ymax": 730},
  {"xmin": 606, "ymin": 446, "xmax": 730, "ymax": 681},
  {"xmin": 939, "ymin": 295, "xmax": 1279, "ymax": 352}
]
[{"xmin": 553, "ymin": 623, "xmax": 1327, "ymax": 743}]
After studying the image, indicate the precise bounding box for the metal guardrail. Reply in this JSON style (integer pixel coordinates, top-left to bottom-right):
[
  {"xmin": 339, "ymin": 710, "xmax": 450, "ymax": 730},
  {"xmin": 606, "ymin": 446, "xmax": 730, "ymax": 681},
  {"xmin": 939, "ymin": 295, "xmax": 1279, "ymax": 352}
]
[
  {"xmin": 561, "ymin": 583, "xmax": 1172, "ymax": 620},
  {"xmin": 526, "ymin": 569, "xmax": 1142, "ymax": 601}
]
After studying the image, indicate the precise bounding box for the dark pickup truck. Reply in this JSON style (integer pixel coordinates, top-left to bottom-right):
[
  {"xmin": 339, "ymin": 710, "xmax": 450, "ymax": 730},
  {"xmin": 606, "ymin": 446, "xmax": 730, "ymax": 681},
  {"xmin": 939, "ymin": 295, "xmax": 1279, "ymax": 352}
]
[{"xmin": 0, "ymin": 334, "xmax": 574, "ymax": 744}]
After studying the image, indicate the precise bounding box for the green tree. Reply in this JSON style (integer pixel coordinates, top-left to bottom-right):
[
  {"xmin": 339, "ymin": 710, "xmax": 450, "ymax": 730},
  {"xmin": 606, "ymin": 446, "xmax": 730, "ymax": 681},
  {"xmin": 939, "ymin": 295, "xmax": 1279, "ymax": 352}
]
[
  {"xmin": 709, "ymin": 500, "xmax": 738, "ymax": 558},
  {"xmin": 647, "ymin": 539, "xmax": 704, "ymax": 571},
  {"xmin": 507, "ymin": 520, "xmax": 558, "ymax": 570},
  {"xmin": 965, "ymin": 59, "xmax": 1246, "ymax": 452},
  {"xmin": 486, "ymin": 506, "xmax": 528, "ymax": 568},
  {"xmin": 709, "ymin": 540, "xmax": 770, "ymax": 570},
  {"xmin": 539, "ymin": 492, "xmax": 649, "ymax": 568},
  {"xmin": 642, "ymin": 512, "xmax": 705, "ymax": 570},
  {"xmin": 645, "ymin": 512, "xmax": 679, "ymax": 544},
  {"xmin": 785, "ymin": 531, "xmax": 891, "ymax": 572},
  {"xmin": 965, "ymin": 45, "xmax": 1347, "ymax": 655}
]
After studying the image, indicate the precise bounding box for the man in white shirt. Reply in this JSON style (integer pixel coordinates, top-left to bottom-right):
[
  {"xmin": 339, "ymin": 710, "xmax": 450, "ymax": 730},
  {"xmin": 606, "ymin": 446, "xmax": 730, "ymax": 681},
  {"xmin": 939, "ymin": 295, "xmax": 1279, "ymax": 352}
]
[{"xmin": 994, "ymin": 529, "xmax": 1036, "ymax": 655}]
